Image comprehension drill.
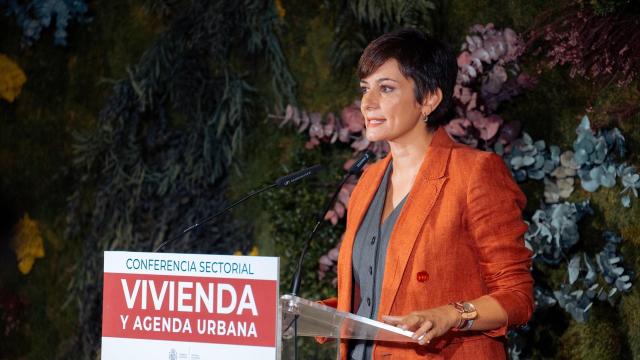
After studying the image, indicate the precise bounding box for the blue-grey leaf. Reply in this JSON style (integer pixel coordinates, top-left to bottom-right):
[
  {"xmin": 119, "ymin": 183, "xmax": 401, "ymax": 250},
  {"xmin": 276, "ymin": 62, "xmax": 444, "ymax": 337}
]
[
  {"xmin": 523, "ymin": 156, "xmax": 536, "ymax": 167},
  {"xmin": 593, "ymin": 140, "xmax": 608, "ymax": 164},
  {"xmin": 568, "ymin": 255, "xmax": 581, "ymax": 284},
  {"xmin": 543, "ymin": 159, "xmax": 556, "ymax": 173},
  {"xmin": 578, "ymin": 115, "xmax": 591, "ymax": 132},
  {"xmin": 581, "ymin": 178, "xmax": 600, "ymax": 192},
  {"xmin": 528, "ymin": 169, "xmax": 545, "ymax": 180},
  {"xmin": 515, "ymin": 169, "xmax": 527, "ymax": 182},
  {"xmin": 550, "ymin": 145, "xmax": 561, "ymax": 162},
  {"xmin": 574, "ymin": 148, "xmax": 589, "ymax": 165}
]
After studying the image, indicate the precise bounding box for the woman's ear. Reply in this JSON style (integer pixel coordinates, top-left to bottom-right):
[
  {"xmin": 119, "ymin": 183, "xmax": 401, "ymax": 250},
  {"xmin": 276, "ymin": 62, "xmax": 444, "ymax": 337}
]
[{"xmin": 421, "ymin": 88, "xmax": 443, "ymax": 116}]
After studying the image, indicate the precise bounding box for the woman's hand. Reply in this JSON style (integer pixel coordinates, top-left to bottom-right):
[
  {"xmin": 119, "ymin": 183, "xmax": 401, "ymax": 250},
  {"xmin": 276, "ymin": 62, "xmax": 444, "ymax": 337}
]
[{"xmin": 382, "ymin": 305, "xmax": 460, "ymax": 345}]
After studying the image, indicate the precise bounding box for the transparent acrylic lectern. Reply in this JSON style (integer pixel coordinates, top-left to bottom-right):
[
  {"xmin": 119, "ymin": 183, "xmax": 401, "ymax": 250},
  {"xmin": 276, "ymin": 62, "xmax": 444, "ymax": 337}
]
[{"xmin": 279, "ymin": 294, "xmax": 418, "ymax": 360}]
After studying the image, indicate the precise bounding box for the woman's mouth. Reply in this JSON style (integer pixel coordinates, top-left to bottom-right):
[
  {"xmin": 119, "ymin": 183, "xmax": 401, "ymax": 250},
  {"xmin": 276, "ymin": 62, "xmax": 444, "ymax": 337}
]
[{"xmin": 368, "ymin": 118, "xmax": 386, "ymax": 126}]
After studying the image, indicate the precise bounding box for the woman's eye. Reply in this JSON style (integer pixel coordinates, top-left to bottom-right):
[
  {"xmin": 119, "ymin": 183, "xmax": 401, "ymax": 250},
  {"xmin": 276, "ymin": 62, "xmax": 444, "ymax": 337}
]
[
  {"xmin": 381, "ymin": 85, "xmax": 394, "ymax": 93},
  {"xmin": 359, "ymin": 87, "xmax": 369, "ymax": 94}
]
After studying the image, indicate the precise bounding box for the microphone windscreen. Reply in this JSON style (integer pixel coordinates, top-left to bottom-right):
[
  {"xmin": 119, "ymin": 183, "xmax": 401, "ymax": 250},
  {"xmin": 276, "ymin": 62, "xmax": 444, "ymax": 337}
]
[
  {"xmin": 275, "ymin": 164, "xmax": 324, "ymax": 187},
  {"xmin": 348, "ymin": 150, "xmax": 375, "ymax": 175}
]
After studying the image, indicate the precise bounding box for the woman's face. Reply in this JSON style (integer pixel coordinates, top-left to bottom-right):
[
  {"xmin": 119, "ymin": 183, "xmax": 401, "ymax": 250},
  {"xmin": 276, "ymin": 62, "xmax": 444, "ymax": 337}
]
[{"xmin": 359, "ymin": 58, "xmax": 427, "ymax": 143}]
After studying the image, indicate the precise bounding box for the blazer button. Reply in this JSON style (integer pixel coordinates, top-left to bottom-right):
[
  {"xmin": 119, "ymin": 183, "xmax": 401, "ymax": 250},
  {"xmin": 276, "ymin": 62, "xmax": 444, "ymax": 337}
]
[
  {"xmin": 366, "ymin": 297, "xmax": 371, "ymax": 306},
  {"xmin": 368, "ymin": 266, "xmax": 373, "ymax": 275},
  {"xmin": 417, "ymin": 271, "xmax": 430, "ymax": 282},
  {"xmin": 370, "ymin": 236, "xmax": 376, "ymax": 245}
]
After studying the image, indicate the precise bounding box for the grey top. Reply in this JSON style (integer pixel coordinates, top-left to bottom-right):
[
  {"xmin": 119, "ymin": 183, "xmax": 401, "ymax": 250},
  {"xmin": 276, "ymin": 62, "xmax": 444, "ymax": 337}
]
[{"xmin": 349, "ymin": 162, "xmax": 407, "ymax": 360}]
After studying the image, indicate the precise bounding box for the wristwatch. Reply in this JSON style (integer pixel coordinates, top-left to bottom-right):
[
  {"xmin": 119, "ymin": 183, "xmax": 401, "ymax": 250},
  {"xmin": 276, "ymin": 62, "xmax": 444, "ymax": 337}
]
[{"xmin": 450, "ymin": 301, "xmax": 478, "ymax": 331}]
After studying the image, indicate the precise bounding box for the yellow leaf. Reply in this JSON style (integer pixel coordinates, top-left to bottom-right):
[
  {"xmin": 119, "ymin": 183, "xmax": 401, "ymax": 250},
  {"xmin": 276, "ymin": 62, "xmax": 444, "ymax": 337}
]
[
  {"xmin": 233, "ymin": 246, "xmax": 259, "ymax": 256},
  {"xmin": 248, "ymin": 246, "xmax": 259, "ymax": 256},
  {"xmin": 275, "ymin": 0, "xmax": 285, "ymax": 19},
  {"xmin": 0, "ymin": 54, "xmax": 27, "ymax": 102},
  {"xmin": 10, "ymin": 214, "xmax": 45, "ymax": 274}
]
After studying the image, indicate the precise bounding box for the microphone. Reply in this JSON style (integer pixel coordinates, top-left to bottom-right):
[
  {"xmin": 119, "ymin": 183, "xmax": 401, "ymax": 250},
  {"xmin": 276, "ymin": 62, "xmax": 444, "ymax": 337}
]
[
  {"xmin": 153, "ymin": 164, "xmax": 324, "ymax": 252},
  {"xmin": 276, "ymin": 164, "xmax": 324, "ymax": 187},
  {"xmin": 348, "ymin": 150, "xmax": 375, "ymax": 174},
  {"xmin": 289, "ymin": 151, "xmax": 375, "ymax": 295}
]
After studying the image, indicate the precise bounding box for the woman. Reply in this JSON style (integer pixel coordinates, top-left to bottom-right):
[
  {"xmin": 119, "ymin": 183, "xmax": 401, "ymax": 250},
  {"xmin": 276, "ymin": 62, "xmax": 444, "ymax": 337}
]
[{"xmin": 321, "ymin": 29, "xmax": 534, "ymax": 359}]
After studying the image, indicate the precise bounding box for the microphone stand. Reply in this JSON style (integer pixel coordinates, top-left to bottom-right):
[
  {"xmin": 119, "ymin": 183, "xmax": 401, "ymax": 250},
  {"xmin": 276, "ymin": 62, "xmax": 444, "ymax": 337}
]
[
  {"xmin": 286, "ymin": 151, "xmax": 373, "ymax": 360},
  {"xmin": 153, "ymin": 184, "xmax": 277, "ymax": 252},
  {"xmin": 287, "ymin": 175, "xmax": 349, "ymax": 360},
  {"xmin": 289, "ymin": 174, "xmax": 350, "ymax": 296},
  {"xmin": 154, "ymin": 164, "xmax": 323, "ymax": 252}
]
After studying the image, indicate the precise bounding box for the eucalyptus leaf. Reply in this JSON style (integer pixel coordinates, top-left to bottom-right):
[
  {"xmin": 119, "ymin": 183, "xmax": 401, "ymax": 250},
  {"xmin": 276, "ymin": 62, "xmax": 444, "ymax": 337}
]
[
  {"xmin": 622, "ymin": 195, "xmax": 631, "ymax": 208},
  {"xmin": 568, "ymin": 255, "xmax": 581, "ymax": 284}
]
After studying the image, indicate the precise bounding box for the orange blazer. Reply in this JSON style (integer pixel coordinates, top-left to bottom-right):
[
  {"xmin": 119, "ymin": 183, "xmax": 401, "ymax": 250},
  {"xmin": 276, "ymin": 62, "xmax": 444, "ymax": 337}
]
[{"xmin": 323, "ymin": 127, "xmax": 534, "ymax": 359}]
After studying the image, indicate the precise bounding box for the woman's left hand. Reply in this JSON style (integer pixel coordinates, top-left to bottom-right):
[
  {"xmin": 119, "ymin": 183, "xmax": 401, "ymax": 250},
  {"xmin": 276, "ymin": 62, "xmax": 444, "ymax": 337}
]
[{"xmin": 382, "ymin": 305, "xmax": 460, "ymax": 345}]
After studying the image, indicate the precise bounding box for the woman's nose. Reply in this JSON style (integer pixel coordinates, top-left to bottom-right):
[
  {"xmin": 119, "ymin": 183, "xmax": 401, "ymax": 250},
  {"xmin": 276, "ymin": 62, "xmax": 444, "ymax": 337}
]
[{"xmin": 361, "ymin": 90, "xmax": 379, "ymax": 111}]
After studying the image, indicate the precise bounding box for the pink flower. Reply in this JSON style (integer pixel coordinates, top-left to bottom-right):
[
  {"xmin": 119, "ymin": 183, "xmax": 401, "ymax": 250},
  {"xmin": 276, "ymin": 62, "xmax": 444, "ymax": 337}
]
[
  {"xmin": 308, "ymin": 112, "xmax": 323, "ymax": 138},
  {"xmin": 368, "ymin": 141, "xmax": 389, "ymax": 157},
  {"xmin": 338, "ymin": 127, "xmax": 351, "ymax": 143},
  {"xmin": 471, "ymin": 48, "xmax": 491, "ymax": 64},
  {"xmin": 457, "ymin": 51, "xmax": 472, "ymax": 67},
  {"xmin": 338, "ymin": 182, "xmax": 355, "ymax": 208},
  {"xmin": 498, "ymin": 120, "xmax": 522, "ymax": 144},
  {"xmin": 517, "ymin": 73, "xmax": 537, "ymax": 89},
  {"xmin": 298, "ymin": 111, "xmax": 310, "ymax": 133},
  {"xmin": 471, "ymin": 114, "xmax": 503, "ymax": 141},
  {"xmin": 324, "ymin": 113, "xmax": 336, "ymax": 141},
  {"xmin": 319, "ymin": 254, "xmax": 333, "ymax": 267},
  {"xmin": 328, "ymin": 247, "xmax": 339, "ymax": 261},
  {"xmin": 340, "ymin": 103, "xmax": 365, "ymax": 132},
  {"xmin": 305, "ymin": 137, "xmax": 320, "ymax": 149},
  {"xmin": 333, "ymin": 201, "xmax": 345, "ymax": 218},
  {"xmin": 323, "ymin": 210, "xmax": 338, "ymax": 225},
  {"xmin": 351, "ymin": 135, "xmax": 370, "ymax": 151},
  {"xmin": 482, "ymin": 64, "xmax": 508, "ymax": 94},
  {"xmin": 343, "ymin": 158, "xmax": 355, "ymax": 171},
  {"xmin": 445, "ymin": 118, "xmax": 472, "ymax": 137}
]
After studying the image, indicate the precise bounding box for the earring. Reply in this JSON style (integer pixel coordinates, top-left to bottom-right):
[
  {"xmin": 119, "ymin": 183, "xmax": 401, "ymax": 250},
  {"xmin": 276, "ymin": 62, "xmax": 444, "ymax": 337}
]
[{"xmin": 423, "ymin": 113, "xmax": 429, "ymax": 123}]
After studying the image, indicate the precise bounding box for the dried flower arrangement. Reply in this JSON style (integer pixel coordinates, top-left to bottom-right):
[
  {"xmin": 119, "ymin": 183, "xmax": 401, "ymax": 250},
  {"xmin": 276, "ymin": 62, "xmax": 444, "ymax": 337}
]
[
  {"xmin": 527, "ymin": 2, "xmax": 640, "ymax": 87},
  {"xmin": 447, "ymin": 23, "xmax": 536, "ymax": 149},
  {"xmin": 274, "ymin": 24, "xmax": 637, "ymax": 338}
]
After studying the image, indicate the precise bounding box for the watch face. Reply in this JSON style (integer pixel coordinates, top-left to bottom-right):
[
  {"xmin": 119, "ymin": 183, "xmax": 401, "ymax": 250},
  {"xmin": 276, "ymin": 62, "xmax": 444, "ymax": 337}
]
[
  {"xmin": 462, "ymin": 302, "xmax": 478, "ymax": 319},
  {"xmin": 461, "ymin": 312, "xmax": 476, "ymax": 320}
]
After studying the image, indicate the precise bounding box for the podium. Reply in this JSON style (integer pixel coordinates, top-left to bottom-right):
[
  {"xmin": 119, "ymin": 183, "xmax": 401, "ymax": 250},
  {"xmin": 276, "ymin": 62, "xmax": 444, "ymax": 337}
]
[
  {"xmin": 280, "ymin": 294, "xmax": 418, "ymax": 360},
  {"xmin": 101, "ymin": 251, "xmax": 417, "ymax": 360}
]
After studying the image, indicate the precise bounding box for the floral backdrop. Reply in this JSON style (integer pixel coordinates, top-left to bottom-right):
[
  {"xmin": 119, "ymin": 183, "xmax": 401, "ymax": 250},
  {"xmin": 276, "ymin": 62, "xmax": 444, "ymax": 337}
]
[{"xmin": 0, "ymin": 0, "xmax": 639, "ymax": 359}]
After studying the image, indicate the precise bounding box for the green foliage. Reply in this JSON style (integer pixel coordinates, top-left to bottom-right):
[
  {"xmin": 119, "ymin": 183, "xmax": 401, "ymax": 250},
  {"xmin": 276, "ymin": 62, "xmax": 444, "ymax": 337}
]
[
  {"xmin": 2, "ymin": 0, "xmax": 640, "ymax": 359},
  {"xmin": 557, "ymin": 305, "xmax": 622, "ymax": 360},
  {"xmin": 277, "ymin": 1, "xmax": 358, "ymax": 112},
  {"xmin": 582, "ymin": 0, "xmax": 639, "ymax": 15},
  {"xmin": 264, "ymin": 141, "xmax": 350, "ymax": 299},
  {"xmin": 346, "ymin": 0, "xmax": 435, "ymax": 29},
  {"xmin": 326, "ymin": 0, "xmax": 436, "ymax": 76},
  {"xmin": 619, "ymin": 286, "xmax": 640, "ymax": 358},
  {"xmin": 0, "ymin": 0, "xmax": 90, "ymax": 46},
  {"xmin": 438, "ymin": 0, "xmax": 557, "ymax": 42},
  {"xmin": 263, "ymin": 140, "xmax": 351, "ymax": 359},
  {"xmin": 0, "ymin": 0, "xmax": 163, "ymax": 358},
  {"xmin": 66, "ymin": 0, "xmax": 297, "ymax": 357}
]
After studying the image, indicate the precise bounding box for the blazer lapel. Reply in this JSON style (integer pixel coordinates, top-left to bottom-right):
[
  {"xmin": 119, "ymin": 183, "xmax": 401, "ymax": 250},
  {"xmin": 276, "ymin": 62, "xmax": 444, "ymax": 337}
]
[
  {"xmin": 337, "ymin": 155, "xmax": 392, "ymax": 312},
  {"xmin": 377, "ymin": 127, "xmax": 453, "ymax": 318}
]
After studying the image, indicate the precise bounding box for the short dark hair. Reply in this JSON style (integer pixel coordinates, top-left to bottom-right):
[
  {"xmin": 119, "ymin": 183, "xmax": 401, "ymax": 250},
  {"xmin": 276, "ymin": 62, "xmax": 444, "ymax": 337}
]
[{"xmin": 357, "ymin": 28, "xmax": 457, "ymax": 129}]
